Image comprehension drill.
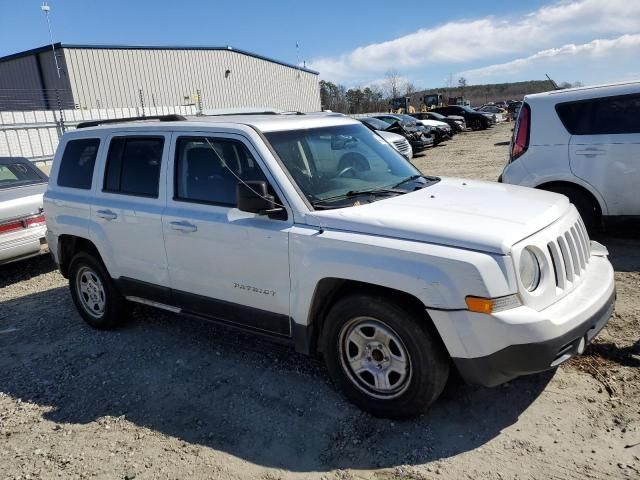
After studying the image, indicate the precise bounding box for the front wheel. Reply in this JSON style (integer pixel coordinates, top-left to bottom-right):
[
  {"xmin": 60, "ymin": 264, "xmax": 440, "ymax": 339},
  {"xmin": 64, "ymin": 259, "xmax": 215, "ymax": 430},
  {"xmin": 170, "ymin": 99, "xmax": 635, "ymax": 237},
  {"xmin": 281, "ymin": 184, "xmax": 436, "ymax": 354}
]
[
  {"xmin": 322, "ymin": 293, "xmax": 449, "ymax": 418},
  {"xmin": 470, "ymin": 119, "xmax": 483, "ymax": 131}
]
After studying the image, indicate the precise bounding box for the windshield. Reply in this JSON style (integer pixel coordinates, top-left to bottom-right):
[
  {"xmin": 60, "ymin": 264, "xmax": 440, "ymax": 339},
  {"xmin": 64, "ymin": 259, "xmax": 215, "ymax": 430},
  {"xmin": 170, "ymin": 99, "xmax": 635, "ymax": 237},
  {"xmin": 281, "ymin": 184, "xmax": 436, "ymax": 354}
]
[
  {"xmin": 397, "ymin": 114, "xmax": 419, "ymax": 125},
  {"xmin": 461, "ymin": 106, "xmax": 476, "ymax": 113},
  {"xmin": 362, "ymin": 117, "xmax": 391, "ymax": 131},
  {"xmin": 376, "ymin": 116, "xmax": 414, "ymax": 129},
  {"xmin": 265, "ymin": 124, "xmax": 428, "ymax": 208},
  {"xmin": 429, "ymin": 112, "xmax": 445, "ymax": 120},
  {"xmin": 0, "ymin": 162, "xmax": 46, "ymax": 189}
]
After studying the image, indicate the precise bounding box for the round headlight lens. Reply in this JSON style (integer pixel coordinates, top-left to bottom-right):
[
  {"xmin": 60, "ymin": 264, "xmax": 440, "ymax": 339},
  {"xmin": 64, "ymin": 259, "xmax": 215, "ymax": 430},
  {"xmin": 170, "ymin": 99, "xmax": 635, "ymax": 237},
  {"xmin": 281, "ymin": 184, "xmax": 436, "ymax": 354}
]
[{"xmin": 519, "ymin": 248, "xmax": 541, "ymax": 291}]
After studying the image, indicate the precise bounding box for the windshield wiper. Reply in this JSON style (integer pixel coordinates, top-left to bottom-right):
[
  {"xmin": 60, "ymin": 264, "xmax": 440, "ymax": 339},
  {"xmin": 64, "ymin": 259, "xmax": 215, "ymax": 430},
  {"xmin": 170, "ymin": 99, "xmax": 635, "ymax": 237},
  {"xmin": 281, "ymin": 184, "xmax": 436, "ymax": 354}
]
[
  {"xmin": 312, "ymin": 187, "xmax": 405, "ymax": 206},
  {"xmin": 393, "ymin": 174, "xmax": 424, "ymax": 188}
]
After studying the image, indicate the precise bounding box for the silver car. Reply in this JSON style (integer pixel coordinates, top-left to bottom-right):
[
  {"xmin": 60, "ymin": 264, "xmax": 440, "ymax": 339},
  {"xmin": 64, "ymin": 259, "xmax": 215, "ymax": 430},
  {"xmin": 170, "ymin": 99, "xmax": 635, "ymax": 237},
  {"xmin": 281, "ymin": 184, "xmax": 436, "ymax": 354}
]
[{"xmin": 0, "ymin": 157, "xmax": 48, "ymax": 265}]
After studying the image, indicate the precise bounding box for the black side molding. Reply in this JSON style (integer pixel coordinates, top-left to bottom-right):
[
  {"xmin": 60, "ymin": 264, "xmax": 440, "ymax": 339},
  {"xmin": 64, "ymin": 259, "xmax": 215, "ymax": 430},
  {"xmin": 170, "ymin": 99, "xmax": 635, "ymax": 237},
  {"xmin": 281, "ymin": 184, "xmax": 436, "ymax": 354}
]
[{"xmin": 116, "ymin": 277, "xmax": 291, "ymax": 338}]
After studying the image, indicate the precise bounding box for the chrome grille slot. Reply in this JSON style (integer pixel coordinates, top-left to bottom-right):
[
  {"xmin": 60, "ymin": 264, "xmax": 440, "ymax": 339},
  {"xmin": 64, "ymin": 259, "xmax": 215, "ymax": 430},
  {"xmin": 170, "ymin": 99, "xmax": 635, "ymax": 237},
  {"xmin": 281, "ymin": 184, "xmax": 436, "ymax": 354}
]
[
  {"xmin": 571, "ymin": 226, "xmax": 586, "ymax": 270},
  {"xmin": 565, "ymin": 232, "xmax": 580, "ymax": 276},
  {"xmin": 577, "ymin": 219, "xmax": 591, "ymax": 259},
  {"xmin": 557, "ymin": 235, "xmax": 574, "ymax": 282},
  {"xmin": 547, "ymin": 242, "xmax": 565, "ymax": 288},
  {"xmin": 546, "ymin": 217, "xmax": 591, "ymax": 293}
]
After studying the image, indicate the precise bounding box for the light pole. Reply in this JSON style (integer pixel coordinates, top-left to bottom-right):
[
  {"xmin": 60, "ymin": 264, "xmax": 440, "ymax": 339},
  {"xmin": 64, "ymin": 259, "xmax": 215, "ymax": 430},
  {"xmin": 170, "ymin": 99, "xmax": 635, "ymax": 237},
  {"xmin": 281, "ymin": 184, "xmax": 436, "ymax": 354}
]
[
  {"xmin": 40, "ymin": 2, "xmax": 61, "ymax": 79},
  {"xmin": 40, "ymin": 2, "xmax": 65, "ymax": 132}
]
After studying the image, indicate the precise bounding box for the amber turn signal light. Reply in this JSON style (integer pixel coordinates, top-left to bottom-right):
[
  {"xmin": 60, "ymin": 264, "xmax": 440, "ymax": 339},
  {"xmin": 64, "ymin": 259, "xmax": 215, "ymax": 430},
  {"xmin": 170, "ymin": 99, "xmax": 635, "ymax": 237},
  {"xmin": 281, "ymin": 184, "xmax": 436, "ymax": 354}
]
[{"xmin": 465, "ymin": 296, "xmax": 494, "ymax": 314}]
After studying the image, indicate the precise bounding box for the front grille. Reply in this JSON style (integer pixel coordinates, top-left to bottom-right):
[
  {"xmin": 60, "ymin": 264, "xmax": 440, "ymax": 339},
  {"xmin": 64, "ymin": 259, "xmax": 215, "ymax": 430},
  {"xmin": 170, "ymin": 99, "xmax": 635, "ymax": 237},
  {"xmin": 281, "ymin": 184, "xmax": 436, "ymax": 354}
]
[
  {"xmin": 393, "ymin": 139, "xmax": 410, "ymax": 153},
  {"xmin": 546, "ymin": 218, "xmax": 591, "ymax": 289}
]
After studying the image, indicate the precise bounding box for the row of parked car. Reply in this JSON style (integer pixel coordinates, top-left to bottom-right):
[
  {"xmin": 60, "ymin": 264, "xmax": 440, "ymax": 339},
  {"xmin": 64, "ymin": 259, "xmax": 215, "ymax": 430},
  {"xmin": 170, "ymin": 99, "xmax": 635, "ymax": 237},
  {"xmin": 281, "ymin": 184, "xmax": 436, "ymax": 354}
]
[{"xmin": 354, "ymin": 104, "xmax": 498, "ymax": 160}]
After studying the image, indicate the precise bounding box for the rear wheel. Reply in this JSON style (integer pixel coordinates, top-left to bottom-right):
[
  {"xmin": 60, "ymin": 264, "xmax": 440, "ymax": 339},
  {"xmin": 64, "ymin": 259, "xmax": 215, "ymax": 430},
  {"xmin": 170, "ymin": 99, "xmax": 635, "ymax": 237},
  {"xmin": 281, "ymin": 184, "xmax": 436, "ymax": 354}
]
[
  {"xmin": 540, "ymin": 184, "xmax": 601, "ymax": 231},
  {"xmin": 322, "ymin": 293, "xmax": 449, "ymax": 418},
  {"xmin": 69, "ymin": 252, "xmax": 127, "ymax": 329}
]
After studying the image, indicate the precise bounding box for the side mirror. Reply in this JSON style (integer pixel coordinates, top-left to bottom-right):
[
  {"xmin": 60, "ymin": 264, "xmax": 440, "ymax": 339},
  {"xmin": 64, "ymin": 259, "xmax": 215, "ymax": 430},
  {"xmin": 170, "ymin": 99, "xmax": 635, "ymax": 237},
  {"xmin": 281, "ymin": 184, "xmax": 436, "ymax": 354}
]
[
  {"xmin": 237, "ymin": 181, "xmax": 286, "ymax": 219},
  {"xmin": 237, "ymin": 181, "xmax": 274, "ymax": 213}
]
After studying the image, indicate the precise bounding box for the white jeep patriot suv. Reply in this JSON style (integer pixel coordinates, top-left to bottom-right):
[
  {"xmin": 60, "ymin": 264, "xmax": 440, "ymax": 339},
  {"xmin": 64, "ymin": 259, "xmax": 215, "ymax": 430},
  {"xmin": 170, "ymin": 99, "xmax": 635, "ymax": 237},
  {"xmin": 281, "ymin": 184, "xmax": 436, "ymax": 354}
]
[{"xmin": 44, "ymin": 113, "xmax": 616, "ymax": 418}]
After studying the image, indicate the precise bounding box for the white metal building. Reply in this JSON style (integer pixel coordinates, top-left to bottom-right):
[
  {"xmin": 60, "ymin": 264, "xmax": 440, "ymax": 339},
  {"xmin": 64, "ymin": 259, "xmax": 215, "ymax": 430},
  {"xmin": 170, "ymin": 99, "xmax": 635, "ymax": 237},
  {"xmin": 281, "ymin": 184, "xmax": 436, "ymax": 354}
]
[{"xmin": 0, "ymin": 44, "xmax": 321, "ymax": 112}]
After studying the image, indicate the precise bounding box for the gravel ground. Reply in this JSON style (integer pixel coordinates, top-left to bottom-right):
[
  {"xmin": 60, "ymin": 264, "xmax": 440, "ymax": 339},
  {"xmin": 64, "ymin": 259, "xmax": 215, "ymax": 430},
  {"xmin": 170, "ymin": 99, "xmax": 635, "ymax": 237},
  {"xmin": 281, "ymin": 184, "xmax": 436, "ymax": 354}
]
[{"xmin": 1, "ymin": 122, "xmax": 639, "ymax": 480}]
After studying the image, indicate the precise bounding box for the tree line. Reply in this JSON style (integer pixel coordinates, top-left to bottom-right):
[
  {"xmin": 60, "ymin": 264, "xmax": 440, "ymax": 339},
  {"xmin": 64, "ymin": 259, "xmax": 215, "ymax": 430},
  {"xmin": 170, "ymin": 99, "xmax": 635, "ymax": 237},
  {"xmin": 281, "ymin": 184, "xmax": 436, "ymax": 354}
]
[
  {"xmin": 320, "ymin": 70, "xmax": 419, "ymax": 114},
  {"xmin": 320, "ymin": 71, "xmax": 583, "ymax": 114}
]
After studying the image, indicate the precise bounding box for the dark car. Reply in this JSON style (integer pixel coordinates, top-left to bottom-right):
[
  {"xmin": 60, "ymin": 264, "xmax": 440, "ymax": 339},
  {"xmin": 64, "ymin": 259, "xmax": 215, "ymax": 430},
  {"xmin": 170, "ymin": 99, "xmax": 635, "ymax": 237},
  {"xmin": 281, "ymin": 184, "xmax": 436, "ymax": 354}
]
[
  {"xmin": 372, "ymin": 114, "xmax": 434, "ymax": 151},
  {"xmin": 412, "ymin": 111, "xmax": 465, "ymax": 133},
  {"xmin": 507, "ymin": 101, "xmax": 523, "ymax": 120},
  {"xmin": 390, "ymin": 114, "xmax": 448, "ymax": 146},
  {"xmin": 432, "ymin": 105, "xmax": 490, "ymax": 131}
]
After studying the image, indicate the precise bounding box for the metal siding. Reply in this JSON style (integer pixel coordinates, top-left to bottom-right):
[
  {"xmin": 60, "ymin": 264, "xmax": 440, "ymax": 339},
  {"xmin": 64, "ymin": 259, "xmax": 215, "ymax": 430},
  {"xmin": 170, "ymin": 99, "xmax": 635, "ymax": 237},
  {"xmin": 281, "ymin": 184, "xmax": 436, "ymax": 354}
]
[
  {"xmin": 62, "ymin": 47, "xmax": 320, "ymax": 111},
  {"xmin": 0, "ymin": 51, "xmax": 72, "ymax": 110}
]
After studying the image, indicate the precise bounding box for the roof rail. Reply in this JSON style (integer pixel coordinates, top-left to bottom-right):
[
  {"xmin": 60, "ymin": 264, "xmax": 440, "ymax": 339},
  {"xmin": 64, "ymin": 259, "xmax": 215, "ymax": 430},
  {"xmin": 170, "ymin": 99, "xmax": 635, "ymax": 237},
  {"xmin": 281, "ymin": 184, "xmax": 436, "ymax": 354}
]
[
  {"xmin": 76, "ymin": 114, "xmax": 187, "ymax": 129},
  {"xmin": 201, "ymin": 107, "xmax": 308, "ymax": 116}
]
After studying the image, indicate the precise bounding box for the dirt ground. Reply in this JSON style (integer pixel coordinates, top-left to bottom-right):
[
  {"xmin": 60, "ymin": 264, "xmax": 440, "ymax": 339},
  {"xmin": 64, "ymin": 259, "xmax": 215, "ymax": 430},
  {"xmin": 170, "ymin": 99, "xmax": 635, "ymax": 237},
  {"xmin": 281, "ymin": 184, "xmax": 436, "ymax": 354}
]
[{"xmin": 1, "ymin": 122, "xmax": 639, "ymax": 479}]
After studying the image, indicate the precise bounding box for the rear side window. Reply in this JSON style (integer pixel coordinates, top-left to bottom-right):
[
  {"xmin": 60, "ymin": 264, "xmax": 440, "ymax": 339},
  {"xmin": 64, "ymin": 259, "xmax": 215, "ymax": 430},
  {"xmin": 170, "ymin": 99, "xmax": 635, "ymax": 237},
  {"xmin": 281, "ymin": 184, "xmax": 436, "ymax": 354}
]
[
  {"xmin": 104, "ymin": 137, "xmax": 164, "ymax": 197},
  {"xmin": 57, "ymin": 139, "xmax": 100, "ymax": 189},
  {"xmin": 556, "ymin": 93, "xmax": 640, "ymax": 135}
]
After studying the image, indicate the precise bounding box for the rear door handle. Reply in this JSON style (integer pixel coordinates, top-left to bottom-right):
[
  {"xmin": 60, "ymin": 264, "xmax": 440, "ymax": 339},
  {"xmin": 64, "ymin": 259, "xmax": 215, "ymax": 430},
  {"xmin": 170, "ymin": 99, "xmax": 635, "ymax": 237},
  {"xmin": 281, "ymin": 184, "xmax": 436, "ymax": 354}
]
[
  {"xmin": 575, "ymin": 148, "xmax": 606, "ymax": 156},
  {"xmin": 96, "ymin": 209, "xmax": 118, "ymax": 221},
  {"xmin": 170, "ymin": 220, "xmax": 198, "ymax": 233}
]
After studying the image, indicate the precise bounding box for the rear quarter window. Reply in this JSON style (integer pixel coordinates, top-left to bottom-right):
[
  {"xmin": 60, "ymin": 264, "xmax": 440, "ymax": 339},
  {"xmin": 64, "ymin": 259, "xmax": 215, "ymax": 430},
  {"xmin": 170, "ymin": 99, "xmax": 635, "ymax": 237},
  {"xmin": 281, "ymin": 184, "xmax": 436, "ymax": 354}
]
[
  {"xmin": 57, "ymin": 139, "xmax": 100, "ymax": 189},
  {"xmin": 556, "ymin": 93, "xmax": 640, "ymax": 135}
]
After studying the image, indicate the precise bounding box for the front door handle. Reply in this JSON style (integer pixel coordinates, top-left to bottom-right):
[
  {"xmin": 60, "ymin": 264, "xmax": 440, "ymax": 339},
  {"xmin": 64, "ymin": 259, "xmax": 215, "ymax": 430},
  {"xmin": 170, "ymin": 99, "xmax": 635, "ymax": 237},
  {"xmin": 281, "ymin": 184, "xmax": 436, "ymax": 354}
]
[
  {"xmin": 575, "ymin": 148, "xmax": 606, "ymax": 156},
  {"xmin": 170, "ymin": 220, "xmax": 198, "ymax": 233},
  {"xmin": 96, "ymin": 209, "xmax": 118, "ymax": 221}
]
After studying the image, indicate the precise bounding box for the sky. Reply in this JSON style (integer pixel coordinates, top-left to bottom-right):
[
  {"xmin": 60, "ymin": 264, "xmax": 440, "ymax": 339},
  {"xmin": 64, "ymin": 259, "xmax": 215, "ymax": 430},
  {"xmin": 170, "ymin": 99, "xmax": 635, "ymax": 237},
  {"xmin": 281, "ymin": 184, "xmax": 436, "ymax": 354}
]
[{"xmin": 1, "ymin": 0, "xmax": 639, "ymax": 90}]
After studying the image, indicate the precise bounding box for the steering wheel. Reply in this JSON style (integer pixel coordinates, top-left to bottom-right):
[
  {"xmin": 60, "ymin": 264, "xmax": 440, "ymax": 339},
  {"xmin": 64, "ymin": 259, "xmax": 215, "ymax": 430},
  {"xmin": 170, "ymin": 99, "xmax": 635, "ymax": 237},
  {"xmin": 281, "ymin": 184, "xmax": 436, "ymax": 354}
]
[{"xmin": 337, "ymin": 166, "xmax": 357, "ymax": 178}]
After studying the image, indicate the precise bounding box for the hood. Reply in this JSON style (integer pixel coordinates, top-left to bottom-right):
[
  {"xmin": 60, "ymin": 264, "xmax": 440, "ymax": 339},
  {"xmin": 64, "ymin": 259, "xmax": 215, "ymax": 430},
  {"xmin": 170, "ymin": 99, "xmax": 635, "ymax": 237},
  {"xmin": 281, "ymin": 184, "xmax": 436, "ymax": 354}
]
[
  {"xmin": 446, "ymin": 115, "xmax": 465, "ymax": 122},
  {"xmin": 376, "ymin": 130, "xmax": 405, "ymax": 143},
  {"xmin": 306, "ymin": 178, "xmax": 570, "ymax": 254},
  {"xmin": 418, "ymin": 119, "xmax": 449, "ymax": 128},
  {"xmin": 0, "ymin": 183, "xmax": 46, "ymax": 221}
]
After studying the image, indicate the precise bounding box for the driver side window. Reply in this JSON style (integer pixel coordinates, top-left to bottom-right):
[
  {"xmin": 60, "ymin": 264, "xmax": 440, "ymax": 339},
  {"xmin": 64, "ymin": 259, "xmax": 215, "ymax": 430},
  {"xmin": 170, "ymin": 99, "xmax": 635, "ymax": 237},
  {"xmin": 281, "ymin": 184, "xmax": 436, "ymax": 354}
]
[{"xmin": 174, "ymin": 137, "xmax": 266, "ymax": 206}]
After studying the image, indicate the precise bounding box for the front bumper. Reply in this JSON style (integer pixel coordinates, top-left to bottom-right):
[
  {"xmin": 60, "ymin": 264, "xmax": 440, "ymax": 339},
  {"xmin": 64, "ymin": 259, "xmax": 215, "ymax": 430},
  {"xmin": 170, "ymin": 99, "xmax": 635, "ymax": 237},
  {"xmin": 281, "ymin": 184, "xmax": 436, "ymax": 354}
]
[
  {"xmin": 429, "ymin": 254, "xmax": 615, "ymax": 387},
  {"xmin": 411, "ymin": 138, "xmax": 433, "ymax": 150},
  {"xmin": 453, "ymin": 288, "xmax": 614, "ymax": 386}
]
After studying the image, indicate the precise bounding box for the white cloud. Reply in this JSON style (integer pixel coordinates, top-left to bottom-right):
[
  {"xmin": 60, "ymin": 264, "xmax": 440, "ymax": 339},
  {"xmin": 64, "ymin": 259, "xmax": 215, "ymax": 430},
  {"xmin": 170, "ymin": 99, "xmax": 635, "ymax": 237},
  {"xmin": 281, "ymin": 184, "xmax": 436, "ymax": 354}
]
[
  {"xmin": 310, "ymin": 0, "xmax": 640, "ymax": 83},
  {"xmin": 459, "ymin": 34, "xmax": 640, "ymax": 82}
]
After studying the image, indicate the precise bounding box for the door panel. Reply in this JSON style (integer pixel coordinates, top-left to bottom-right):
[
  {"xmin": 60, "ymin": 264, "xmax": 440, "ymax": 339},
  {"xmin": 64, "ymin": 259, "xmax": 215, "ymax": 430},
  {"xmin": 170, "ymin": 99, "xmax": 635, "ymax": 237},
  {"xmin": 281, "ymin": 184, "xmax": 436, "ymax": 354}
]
[
  {"xmin": 163, "ymin": 132, "xmax": 292, "ymax": 335},
  {"xmin": 90, "ymin": 133, "xmax": 170, "ymax": 286},
  {"xmin": 569, "ymin": 134, "xmax": 640, "ymax": 215}
]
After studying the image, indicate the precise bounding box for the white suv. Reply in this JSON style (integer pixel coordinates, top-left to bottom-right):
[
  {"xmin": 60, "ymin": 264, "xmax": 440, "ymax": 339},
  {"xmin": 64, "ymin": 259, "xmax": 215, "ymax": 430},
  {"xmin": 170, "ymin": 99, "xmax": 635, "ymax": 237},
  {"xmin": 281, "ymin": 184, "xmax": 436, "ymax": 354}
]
[
  {"xmin": 44, "ymin": 113, "xmax": 615, "ymax": 418},
  {"xmin": 501, "ymin": 81, "xmax": 640, "ymax": 229}
]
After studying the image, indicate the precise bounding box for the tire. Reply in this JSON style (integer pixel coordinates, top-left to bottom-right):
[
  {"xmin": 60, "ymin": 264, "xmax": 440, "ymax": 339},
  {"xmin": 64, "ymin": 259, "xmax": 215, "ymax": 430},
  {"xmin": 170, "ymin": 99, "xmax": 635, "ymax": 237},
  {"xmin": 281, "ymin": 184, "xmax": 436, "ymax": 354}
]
[
  {"xmin": 470, "ymin": 118, "xmax": 483, "ymax": 131},
  {"xmin": 540, "ymin": 184, "xmax": 601, "ymax": 231},
  {"xmin": 322, "ymin": 293, "xmax": 450, "ymax": 418},
  {"xmin": 68, "ymin": 252, "xmax": 127, "ymax": 329}
]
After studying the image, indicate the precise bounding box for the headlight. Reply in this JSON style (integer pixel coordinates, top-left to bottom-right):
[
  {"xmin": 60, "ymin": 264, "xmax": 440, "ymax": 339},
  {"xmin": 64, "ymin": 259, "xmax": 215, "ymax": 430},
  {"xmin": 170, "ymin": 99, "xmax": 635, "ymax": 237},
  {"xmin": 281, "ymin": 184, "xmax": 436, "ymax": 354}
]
[{"xmin": 519, "ymin": 248, "xmax": 541, "ymax": 291}]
